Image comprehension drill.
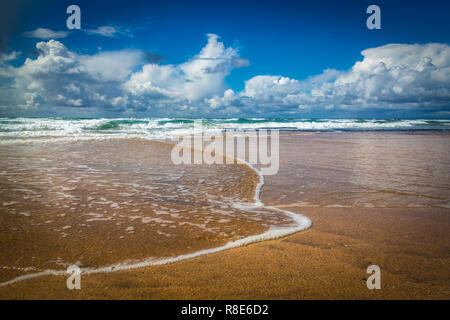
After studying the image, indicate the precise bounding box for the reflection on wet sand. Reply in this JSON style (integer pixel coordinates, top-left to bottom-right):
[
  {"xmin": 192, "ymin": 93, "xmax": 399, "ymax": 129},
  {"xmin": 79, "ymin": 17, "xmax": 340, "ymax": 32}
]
[{"xmin": 264, "ymin": 132, "xmax": 450, "ymax": 209}]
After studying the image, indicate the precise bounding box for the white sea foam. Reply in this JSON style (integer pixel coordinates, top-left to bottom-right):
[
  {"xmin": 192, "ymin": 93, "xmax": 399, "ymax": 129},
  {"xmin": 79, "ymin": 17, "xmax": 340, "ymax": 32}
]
[{"xmin": 0, "ymin": 118, "xmax": 448, "ymax": 145}]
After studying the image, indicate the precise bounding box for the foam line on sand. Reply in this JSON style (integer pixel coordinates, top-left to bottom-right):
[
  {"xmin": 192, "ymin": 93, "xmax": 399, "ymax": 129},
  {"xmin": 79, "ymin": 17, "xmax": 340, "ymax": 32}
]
[{"xmin": 0, "ymin": 155, "xmax": 311, "ymax": 287}]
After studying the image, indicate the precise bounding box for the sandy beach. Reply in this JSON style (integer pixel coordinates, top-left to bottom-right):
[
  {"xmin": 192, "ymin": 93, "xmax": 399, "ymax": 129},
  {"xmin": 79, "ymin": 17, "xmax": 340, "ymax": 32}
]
[
  {"xmin": 1, "ymin": 206, "xmax": 448, "ymax": 299},
  {"xmin": 1, "ymin": 0, "xmax": 450, "ymax": 303},
  {"xmin": 0, "ymin": 132, "xmax": 449, "ymax": 299}
]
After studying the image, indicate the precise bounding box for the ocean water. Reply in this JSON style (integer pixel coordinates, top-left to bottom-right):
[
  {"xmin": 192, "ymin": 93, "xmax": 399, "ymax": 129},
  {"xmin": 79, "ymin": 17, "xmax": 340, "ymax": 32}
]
[{"xmin": 0, "ymin": 118, "xmax": 449, "ymax": 143}]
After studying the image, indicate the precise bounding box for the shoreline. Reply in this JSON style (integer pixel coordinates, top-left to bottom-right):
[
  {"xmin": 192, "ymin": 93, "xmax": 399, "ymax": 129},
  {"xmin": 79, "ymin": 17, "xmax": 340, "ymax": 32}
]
[
  {"xmin": 0, "ymin": 131, "xmax": 448, "ymax": 299},
  {"xmin": 0, "ymin": 137, "xmax": 312, "ymax": 288}
]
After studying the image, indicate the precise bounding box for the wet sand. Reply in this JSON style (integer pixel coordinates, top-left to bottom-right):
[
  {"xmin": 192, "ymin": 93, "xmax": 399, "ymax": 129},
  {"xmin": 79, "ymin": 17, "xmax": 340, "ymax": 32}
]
[
  {"xmin": 0, "ymin": 132, "xmax": 449, "ymax": 299},
  {"xmin": 0, "ymin": 206, "xmax": 448, "ymax": 299},
  {"xmin": 0, "ymin": 137, "xmax": 304, "ymax": 285}
]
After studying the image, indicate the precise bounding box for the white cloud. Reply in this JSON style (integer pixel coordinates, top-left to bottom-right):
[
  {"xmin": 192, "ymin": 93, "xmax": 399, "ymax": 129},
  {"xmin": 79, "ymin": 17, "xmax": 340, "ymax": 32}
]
[
  {"xmin": 206, "ymin": 43, "xmax": 450, "ymax": 116},
  {"xmin": 0, "ymin": 34, "xmax": 248, "ymax": 115},
  {"xmin": 123, "ymin": 33, "xmax": 249, "ymax": 109},
  {"xmin": 84, "ymin": 26, "xmax": 132, "ymax": 38},
  {"xmin": 79, "ymin": 50, "xmax": 142, "ymax": 81},
  {"xmin": 23, "ymin": 28, "xmax": 68, "ymax": 39},
  {"xmin": 0, "ymin": 51, "xmax": 20, "ymax": 62},
  {"xmin": 23, "ymin": 26, "xmax": 133, "ymax": 41},
  {"xmin": 324, "ymin": 43, "xmax": 450, "ymax": 109},
  {"xmin": 1, "ymin": 37, "xmax": 449, "ymax": 117},
  {"xmin": 4, "ymin": 40, "xmax": 142, "ymax": 111}
]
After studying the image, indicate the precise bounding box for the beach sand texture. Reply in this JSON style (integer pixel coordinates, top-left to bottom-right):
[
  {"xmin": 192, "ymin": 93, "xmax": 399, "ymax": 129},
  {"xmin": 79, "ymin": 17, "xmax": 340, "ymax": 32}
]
[{"xmin": 0, "ymin": 132, "xmax": 449, "ymax": 299}]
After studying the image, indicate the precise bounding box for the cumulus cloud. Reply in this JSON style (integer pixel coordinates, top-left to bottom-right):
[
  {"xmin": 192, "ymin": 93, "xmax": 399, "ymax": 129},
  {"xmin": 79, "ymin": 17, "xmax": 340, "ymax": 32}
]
[
  {"xmin": 0, "ymin": 36, "xmax": 449, "ymax": 117},
  {"xmin": 78, "ymin": 50, "xmax": 142, "ymax": 81},
  {"xmin": 123, "ymin": 33, "xmax": 249, "ymax": 111},
  {"xmin": 0, "ymin": 34, "xmax": 248, "ymax": 116},
  {"xmin": 1, "ymin": 40, "xmax": 142, "ymax": 112},
  {"xmin": 23, "ymin": 28, "xmax": 68, "ymax": 39},
  {"xmin": 320, "ymin": 43, "xmax": 450, "ymax": 110},
  {"xmin": 205, "ymin": 43, "xmax": 450, "ymax": 117}
]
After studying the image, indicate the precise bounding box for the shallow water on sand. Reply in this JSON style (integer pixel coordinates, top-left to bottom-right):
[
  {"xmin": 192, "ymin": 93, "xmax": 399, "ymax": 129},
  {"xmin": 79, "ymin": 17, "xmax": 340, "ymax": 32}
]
[
  {"xmin": 263, "ymin": 132, "xmax": 450, "ymax": 209},
  {"xmin": 0, "ymin": 139, "xmax": 296, "ymax": 282}
]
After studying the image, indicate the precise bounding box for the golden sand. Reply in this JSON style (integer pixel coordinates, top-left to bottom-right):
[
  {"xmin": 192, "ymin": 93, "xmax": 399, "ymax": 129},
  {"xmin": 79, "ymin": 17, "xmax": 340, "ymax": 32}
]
[
  {"xmin": 0, "ymin": 132, "xmax": 449, "ymax": 299},
  {"xmin": 0, "ymin": 206, "xmax": 448, "ymax": 299}
]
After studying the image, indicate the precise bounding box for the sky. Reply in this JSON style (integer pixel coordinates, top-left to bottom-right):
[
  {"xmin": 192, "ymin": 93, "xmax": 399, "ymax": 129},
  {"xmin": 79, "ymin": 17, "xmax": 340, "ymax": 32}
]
[{"xmin": 0, "ymin": 0, "xmax": 449, "ymax": 118}]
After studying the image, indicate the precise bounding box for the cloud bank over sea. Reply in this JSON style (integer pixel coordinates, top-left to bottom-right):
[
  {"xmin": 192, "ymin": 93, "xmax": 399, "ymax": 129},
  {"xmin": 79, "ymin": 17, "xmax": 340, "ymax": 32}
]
[{"xmin": 1, "ymin": 34, "xmax": 449, "ymax": 118}]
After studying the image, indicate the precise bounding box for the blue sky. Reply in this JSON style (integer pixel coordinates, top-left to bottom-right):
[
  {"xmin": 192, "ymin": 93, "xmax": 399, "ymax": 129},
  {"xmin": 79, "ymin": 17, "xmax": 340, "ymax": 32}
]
[{"xmin": 0, "ymin": 0, "xmax": 449, "ymax": 118}]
